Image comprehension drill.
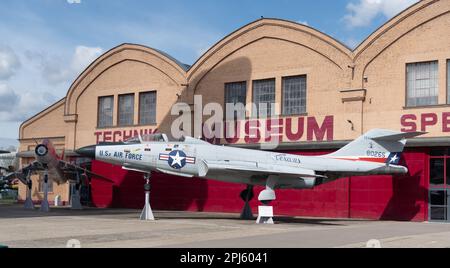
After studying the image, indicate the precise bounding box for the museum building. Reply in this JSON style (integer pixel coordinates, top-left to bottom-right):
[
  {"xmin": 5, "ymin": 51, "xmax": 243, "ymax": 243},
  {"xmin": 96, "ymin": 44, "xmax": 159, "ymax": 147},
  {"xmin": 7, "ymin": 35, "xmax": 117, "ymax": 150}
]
[{"xmin": 18, "ymin": 0, "xmax": 450, "ymax": 222}]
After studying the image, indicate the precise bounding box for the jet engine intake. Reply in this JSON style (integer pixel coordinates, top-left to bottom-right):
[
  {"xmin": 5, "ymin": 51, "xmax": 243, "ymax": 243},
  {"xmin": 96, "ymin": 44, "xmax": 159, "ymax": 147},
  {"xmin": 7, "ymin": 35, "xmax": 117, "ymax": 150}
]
[
  {"xmin": 35, "ymin": 144, "xmax": 51, "ymax": 164},
  {"xmin": 35, "ymin": 144, "xmax": 48, "ymax": 157}
]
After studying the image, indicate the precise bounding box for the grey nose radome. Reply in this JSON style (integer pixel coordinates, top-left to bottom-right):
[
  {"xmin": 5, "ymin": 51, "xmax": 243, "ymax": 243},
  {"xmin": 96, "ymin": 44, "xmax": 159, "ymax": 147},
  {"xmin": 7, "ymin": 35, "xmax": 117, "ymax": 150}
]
[{"xmin": 76, "ymin": 145, "xmax": 97, "ymax": 158}]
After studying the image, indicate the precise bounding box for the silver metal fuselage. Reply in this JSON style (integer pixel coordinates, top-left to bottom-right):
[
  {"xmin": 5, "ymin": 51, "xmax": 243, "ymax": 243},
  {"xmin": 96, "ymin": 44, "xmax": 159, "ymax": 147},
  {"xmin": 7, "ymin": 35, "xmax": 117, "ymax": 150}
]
[{"xmin": 94, "ymin": 140, "xmax": 407, "ymax": 190}]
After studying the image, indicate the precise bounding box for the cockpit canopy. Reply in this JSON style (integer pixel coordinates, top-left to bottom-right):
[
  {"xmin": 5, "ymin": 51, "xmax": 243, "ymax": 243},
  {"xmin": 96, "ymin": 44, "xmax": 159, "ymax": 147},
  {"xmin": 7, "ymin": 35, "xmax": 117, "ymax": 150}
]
[
  {"xmin": 179, "ymin": 136, "xmax": 211, "ymax": 145},
  {"xmin": 124, "ymin": 133, "xmax": 169, "ymax": 144},
  {"xmin": 123, "ymin": 133, "xmax": 210, "ymax": 145}
]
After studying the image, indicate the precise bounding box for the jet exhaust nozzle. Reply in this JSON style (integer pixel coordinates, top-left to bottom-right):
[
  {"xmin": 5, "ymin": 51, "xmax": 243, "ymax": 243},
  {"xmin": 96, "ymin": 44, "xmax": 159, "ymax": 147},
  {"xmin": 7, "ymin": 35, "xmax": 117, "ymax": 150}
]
[{"xmin": 76, "ymin": 145, "xmax": 97, "ymax": 158}]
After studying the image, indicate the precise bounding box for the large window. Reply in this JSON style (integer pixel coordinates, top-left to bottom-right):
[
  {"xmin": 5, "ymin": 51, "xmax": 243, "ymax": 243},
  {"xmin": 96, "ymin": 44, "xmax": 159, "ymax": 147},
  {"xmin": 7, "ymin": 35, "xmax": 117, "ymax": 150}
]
[
  {"xmin": 139, "ymin": 91, "xmax": 157, "ymax": 125},
  {"xmin": 406, "ymin": 61, "xmax": 438, "ymax": 107},
  {"xmin": 224, "ymin": 82, "xmax": 247, "ymax": 120},
  {"xmin": 118, "ymin": 94, "xmax": 135, "ymax": 126},
  {"xmin": 253, "ymin": 79, "xmax": 276, "ymax": 118},
  {"xmin": 282, "ymin": 75, "xmax": 307, "ymax": 115},
  {"xmin": 98, "ymin": 96, "xmax": 114, "ymax": 128}
]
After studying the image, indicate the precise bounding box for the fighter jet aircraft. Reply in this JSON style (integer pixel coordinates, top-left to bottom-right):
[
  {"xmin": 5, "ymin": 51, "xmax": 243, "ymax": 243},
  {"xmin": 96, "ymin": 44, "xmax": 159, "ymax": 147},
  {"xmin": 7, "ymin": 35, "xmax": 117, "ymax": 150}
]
[
  {"xmin": 76, "ymin": 129, "xmax": 425, "ymax": 207},
  {"xmin": 5, "ymin": 139, "xmax": 112, "ymax": 210}
]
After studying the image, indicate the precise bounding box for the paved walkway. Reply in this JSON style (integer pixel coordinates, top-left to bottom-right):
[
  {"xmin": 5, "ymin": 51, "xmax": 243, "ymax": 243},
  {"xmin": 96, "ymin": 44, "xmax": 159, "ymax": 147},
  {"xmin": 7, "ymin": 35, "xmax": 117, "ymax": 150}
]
[{"xmin": 0, "ymin": 204, "xmax": 449, "ymax": 248}]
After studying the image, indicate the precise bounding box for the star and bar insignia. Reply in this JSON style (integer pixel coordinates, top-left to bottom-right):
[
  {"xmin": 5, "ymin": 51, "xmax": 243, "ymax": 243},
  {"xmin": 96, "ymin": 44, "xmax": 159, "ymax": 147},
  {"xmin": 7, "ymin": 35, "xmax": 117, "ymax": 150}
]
[{"xmin": 159, "ymin": 150, "xmax": 196, "ymax": 169}]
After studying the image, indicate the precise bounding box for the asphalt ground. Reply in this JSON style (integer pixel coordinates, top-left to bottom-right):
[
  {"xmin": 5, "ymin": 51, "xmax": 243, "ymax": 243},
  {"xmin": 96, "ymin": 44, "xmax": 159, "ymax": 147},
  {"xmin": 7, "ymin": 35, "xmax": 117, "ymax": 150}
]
[{"xmin": 1, "ymin": 204, "xmax": 449, "ymax": 248}]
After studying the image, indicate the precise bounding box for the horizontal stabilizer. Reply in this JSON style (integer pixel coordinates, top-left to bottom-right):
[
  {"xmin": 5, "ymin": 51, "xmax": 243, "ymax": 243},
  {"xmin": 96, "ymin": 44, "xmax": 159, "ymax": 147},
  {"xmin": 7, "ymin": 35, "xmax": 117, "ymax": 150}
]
[
  {"xmin": 370, "ymin": 131, "xmax": 427, "ymax": 141},
  {"xmin": 326, "ymin": 129, "xmax": 427, "ymax": 158}
]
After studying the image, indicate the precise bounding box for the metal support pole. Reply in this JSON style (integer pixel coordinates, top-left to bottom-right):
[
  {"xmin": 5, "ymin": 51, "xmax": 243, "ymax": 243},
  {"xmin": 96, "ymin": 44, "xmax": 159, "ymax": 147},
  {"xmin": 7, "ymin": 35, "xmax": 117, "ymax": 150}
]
[
  {"xmin": 39, "ymin": 169, "xmax": 50, "ymax": 212},
  {"xmin": 24, "ymin": 170, "xmax": 35, "ymax": 210},
  {"xmin": 240, "ymin": 185, "xmax": 254, "ymax": 220},
  {"xmin": 70, "ymin": 172, "xmax": 83, "ymax": 210},
  {"xmin": 140, "ymin": 173, "xmax": 154, "ymax": 221}
]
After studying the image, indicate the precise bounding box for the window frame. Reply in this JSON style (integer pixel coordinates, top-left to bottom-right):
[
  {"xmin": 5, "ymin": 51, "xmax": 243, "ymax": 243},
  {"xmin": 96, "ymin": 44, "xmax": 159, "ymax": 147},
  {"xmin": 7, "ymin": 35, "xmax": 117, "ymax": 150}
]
[
  {"xmin": 428, "ymin": 149, "xmax": 450, "ymax": 222},
  {"xmin": 252, "ymin": 78, "xmax": 276, "ymax": 119},
  {"xmin": 97, "ymin": 95, "xmax": 114, "ymax": 128},
  {"xmin": 429, "ymin": 157, "xmax": 445, "ymax": 187},
  {"xmin": 117, "ymin": 93, "xmax": 135, "ymax": 127},
  {"xmin": 281, "ymin": 75, "xmax": 307, "ymax": 116},
  {"xmin": 138, "ymin": 91, "xmax": 157, "ymax": 126},
  {"xmin": 405, "ymin": 60, "xmax": 439, "ymax": 108},
  {"xmin": 429, "ymin": 149, "xmax": 450, "ymax": 189},
  {"xmin": 224, "ymin": 81, "xmax": 248, "ymax": 121}
]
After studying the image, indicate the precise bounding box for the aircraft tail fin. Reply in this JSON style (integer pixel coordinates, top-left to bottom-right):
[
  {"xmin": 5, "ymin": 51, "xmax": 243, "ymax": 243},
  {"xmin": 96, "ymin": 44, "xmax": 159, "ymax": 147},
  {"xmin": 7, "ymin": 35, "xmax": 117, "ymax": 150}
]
[{"xmin": 326, "ymin": 129, "xmax": 425, "ymax": 164}]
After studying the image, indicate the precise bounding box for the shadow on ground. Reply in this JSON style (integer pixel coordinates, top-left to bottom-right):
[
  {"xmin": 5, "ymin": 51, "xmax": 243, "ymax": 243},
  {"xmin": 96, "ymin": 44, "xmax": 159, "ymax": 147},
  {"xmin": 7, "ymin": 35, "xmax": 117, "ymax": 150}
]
[{"xmin": 0, "ymin": 204, "xmax": 364, "ymax": 226}]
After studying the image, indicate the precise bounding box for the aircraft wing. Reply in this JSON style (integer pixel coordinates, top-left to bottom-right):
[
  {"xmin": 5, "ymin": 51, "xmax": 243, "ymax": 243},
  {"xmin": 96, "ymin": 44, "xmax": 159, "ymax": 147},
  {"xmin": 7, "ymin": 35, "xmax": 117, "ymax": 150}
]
[
  {"xmin": 204, "ymin": 160, "xmax": 325, "ymax": 179},
  {"xmin": 7, "ymin": 160, "xmax": 114, "ymax": 184},
  {"xmin": 4, "ymin": 161, "xmax": 43, "ymax": 184},
  {"xmin": 58, "ymin": 160, "xmax": 114, "ymax": 183}
]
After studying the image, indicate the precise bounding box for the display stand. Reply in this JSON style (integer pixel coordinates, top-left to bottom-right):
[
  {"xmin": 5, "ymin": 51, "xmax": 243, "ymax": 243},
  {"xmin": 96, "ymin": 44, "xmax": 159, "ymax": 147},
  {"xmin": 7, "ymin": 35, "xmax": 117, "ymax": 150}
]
[
  {"xmin": 24, "ymin": 171, "xmax": 35, "ymax": 210},
  {"xmin": 140, "ymin": 173, "xmax": 154, "ymax": 221},
  {"xmin": 256, "ymin": 205, "xmax": 274, "ymax": 224},
  {"xmin": 39, "ymin": 168, "xmax": 50, "ymax": 212},
  {"xmin": 70, "ymin": 173, "xmax": 82, "ymax": 210},
  {"xmin": 240, "ymin": 185, "xmax": 254, "ymax": 220}
]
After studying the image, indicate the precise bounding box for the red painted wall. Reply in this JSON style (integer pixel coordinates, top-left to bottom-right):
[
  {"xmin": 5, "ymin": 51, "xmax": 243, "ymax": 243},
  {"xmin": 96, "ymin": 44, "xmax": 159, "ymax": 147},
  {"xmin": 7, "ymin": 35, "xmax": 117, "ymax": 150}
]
[
  {"xmin": 91, "ymin": 149, "xmax": 428, "ymax": 221},
  {"xmin": 349, "ymin": 149, "xmax": 428, "ymax": 221}
]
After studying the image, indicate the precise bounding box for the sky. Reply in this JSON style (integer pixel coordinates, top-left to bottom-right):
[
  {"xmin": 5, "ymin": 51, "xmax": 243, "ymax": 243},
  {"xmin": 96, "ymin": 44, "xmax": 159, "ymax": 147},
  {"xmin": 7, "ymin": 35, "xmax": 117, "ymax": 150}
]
[{"xmin": 0, "ymin": 0, "xmax": 419, "ymax": 144}]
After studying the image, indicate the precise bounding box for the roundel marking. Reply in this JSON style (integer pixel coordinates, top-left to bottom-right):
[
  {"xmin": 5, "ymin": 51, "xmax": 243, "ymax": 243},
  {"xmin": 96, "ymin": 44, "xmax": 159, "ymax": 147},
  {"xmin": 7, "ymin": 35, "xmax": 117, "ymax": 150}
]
[{"xmin": 168, "ymin": 150, "xmax": 187, "ymax": 169}]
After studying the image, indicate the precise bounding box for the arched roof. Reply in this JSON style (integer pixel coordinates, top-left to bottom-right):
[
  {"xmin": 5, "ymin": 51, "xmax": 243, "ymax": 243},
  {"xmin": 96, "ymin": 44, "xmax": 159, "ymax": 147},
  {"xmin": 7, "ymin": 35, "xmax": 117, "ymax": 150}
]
[
  {"xmin": 187, "ymin": 18, "xmax": 354, "ymax": 90},
  {"xmin": 353, "ymin": 0, "xmax": 442, "ymax": 59},
  {"xmin": 62, "ymin": 1, "xmax": 450, "ymax": 108},
  {"xmin": 352, "ymin": 0, "xmax": 449, "ymax": 86},
  {"xmin": 20, "ymin": 0, "xmax": 450, "ymax": 138},
  {"xmin": 64, "ymin": 43, "xmax": 188, "ymax": 116}
]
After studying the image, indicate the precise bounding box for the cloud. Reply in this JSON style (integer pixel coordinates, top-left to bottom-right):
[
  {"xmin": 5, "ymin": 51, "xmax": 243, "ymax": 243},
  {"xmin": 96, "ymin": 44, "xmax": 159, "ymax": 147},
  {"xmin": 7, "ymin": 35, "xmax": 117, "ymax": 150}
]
[
  {"xmin": 297, "ymin": 20, "xmax": 309, "ymax": 26},
  {"xmin": 0, "ymin": 83, "xmax": 56, "ymax": 122},
  {"xmin": 0, "ymin": 84, "xmax": 20, "ymax": 111},
  {"xmin": 344, "ymin": 0, "xmax": 419, "ymax": 28},
  {"xmin": 71, "ymin": 46, "xmax": 103, "ymax": 72},
  {"xmin": 0, "ymin": 46, "xmax": 102, "ymax": 123},
  {"xmin": 39, "ymin": 45, "xmax": 103, "ymax": 85},
  {"xmin": 0, "ymin": 46, "xmax": 21, "ymax": 80},
  {"xmin": 67, "ymin": 0, "xmax": 81, "ymax": 4}
]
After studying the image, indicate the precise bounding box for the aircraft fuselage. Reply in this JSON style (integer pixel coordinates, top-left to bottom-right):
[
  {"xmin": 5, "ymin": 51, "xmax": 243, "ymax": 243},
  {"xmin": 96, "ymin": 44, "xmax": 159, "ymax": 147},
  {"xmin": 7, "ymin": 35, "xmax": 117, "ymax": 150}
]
[{"xmin": 91, "ymin": 141, "xmax": 407, "ymax": 189}]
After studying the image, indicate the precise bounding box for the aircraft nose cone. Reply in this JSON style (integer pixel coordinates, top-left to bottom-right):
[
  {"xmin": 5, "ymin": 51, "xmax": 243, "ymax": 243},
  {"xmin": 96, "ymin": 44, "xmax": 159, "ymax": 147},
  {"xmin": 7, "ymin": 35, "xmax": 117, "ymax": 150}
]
[{"xmin": 76, "ymin": 145, "xmax": 96, "ymax": 158}]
